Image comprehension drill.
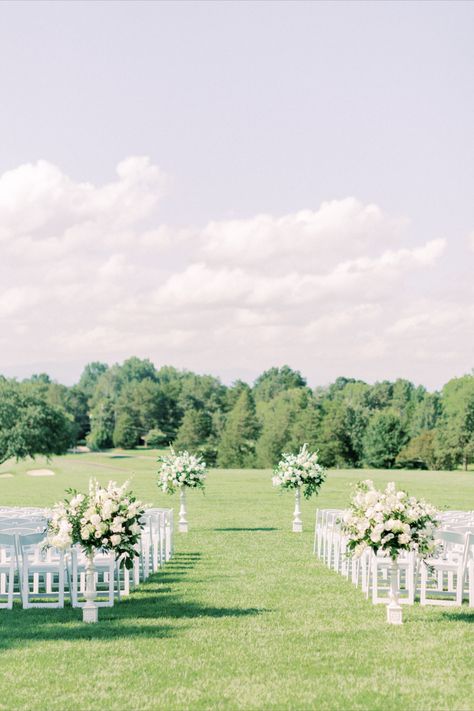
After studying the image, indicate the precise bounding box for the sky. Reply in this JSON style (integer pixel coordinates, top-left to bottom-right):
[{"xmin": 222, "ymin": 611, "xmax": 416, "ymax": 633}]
[{"xmin": 0, "ymin": 0, "xmax": 473, "ymax": 390}]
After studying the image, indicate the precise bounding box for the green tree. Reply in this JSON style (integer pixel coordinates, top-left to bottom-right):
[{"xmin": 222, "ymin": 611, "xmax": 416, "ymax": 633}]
[
  {"xmin": 363, "ymin": 410, "xmax": 407, "ymax": 468},
  {"xmin": 391, "ymin": 379, "xmax": 417, "ymax": 426},
  {"xmin": 143, "ymin": 428, "xmax": 169, "ymax": 447},
  {"xmin": 64, "ymin": 386, "xmax": 90, "ymax": 445},
  {"xmin": 315, "ymin": 382, "xmax": 370, "ymax": 467},
  {"xmin": 174, "ymin": 408, "xmax": 212, "ymax": 452},
  {"xmin": 395, "ymin": 430, "xmax": 438, "ymax": 469},
  {"xmin": 120, "ymin": 357, "xmax": 158, "ymax": 384},
  {"xmin": 87, "ymin": 396, "xmax": 115, "ymax": 450},
  {"xmin": 77, "ymin": 362, "xmax": 109, "ymax": 400},
  {"xmin": 367, "ymin": 381, "xmax": 393, "ymax": 410},
  {"xmin": 410, "ymin": 392, "xmax": 441, "ymax": 437},
  {"xmin": 0, "ymin": 382, "xmax": 71, "ymax": 464},
  {"xmin": 217, "ymin": 390, "xmax": 260, "ymax": 468},
  {"xmin": 256, "ymin": 388, "xmax": 320, "ymax": 467},
  {"xmin": 253, "ymin": 366, "xmax": 306, "ymax": 402},
  {"xmin": 113, "ymin": 410, "xmax": 141, "ymax": 449},
  {"xmin": 436, "ymin": 375, "xmax": 474, "ymax": 470},
  {"xmin": 224, "ymin": 380, "xmax": 250, "ymax": 411}
]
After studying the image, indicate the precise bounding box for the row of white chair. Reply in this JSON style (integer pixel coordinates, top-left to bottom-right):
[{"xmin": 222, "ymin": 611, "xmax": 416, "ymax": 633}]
[
  {"xmin": 0, "ymin": 507, "xmax": 174, "ymax": 609},
  {"xmin": 314, "ymin": 508, "xmax": 474, "ymax": 608}
]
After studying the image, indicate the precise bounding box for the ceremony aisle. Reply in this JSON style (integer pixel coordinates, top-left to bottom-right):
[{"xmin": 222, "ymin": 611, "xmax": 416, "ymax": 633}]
[{"xmin": 0, "ymin": 453, "xmax": 473, "ymax": 711}]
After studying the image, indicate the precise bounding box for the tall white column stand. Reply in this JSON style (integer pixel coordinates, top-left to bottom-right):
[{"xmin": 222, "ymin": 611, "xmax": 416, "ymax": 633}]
[
  {"xmin": 292, "ymin": 486, "xmax": 303, "ymax": 533},
  {"xmin": 387, "ymin": 559, "xmax": 403, "ymax": 625},
  {"xmin": 83, "ymin": 550, "xmax": 98, "ymax": 623},
  {"xmin": 179, "ymin": 489, "xmax": 188, "ymax": 533}
]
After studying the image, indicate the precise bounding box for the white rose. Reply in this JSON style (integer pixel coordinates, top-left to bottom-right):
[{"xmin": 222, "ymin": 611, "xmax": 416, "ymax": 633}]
[
  {"xmin": 102, "ymin": 501, "xmax": 114, "ymax": 518},
  {"xmin": 110, "ymin": 534, "xmax": 121, "ymax": 546}
]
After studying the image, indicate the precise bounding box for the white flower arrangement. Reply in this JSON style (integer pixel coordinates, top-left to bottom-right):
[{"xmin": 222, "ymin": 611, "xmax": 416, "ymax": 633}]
[
  {"xmin": 340, "ymin": 479, "xmax": 439, "ymax": 560},
  {"xmin": 158, "ymin": 448, "xmax": 207, "ymax": 495},
  {"xmin": 46, "ymin": 479, "xmax": 145, "ymax": 569},
  {"xmin": 272, "ymin": 443, "xmax": 326, "ymax": 499}
]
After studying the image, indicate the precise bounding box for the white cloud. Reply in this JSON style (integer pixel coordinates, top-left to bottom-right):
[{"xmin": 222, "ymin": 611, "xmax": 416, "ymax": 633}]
[
  {"xmin": 201, "ymin": 198, "xmax": 407, "ymax": 272},
  {"xmin": 0, "ymin": 156, "xmax": 471, "ymax": 389}
]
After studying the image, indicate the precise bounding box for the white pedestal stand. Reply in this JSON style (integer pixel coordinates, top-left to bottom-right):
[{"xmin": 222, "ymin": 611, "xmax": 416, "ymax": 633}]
[
  {"xmin": 387, "ymin": 560, "xmax": 403, "ymax": 625},
  {"xmin": 292, "ymin": 486, "xmax": 303, "ymax": 533},
  {"xmin": 179, "ymin": 489, "xmax": 188, "ymax": 533},
  {"xmin": 83, "ymin": 550, "xmax": 98, "ymax": 623}
]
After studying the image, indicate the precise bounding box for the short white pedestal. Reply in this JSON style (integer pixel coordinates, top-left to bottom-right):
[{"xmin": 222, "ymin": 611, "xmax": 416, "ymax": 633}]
[
  {"xmin": 179, "ymin": 489, "xmax": 188, "ymax": 533},
  {"xmin": 387, "ymin": 560, "xmax": 403, "ymax": 625},
  {"xmin": 83, "ymin": 550, "xmax": 98, "ymax": 623},
  {"xmin": 292, "ymin": 486, "xmax": 303, "ymax": 533}
]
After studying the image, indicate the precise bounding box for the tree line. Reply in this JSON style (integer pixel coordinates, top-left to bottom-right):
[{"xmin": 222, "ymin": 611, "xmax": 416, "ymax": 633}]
[{"xmin": 1, "ymin": 358, "xmax": 473, "ymax": 470}]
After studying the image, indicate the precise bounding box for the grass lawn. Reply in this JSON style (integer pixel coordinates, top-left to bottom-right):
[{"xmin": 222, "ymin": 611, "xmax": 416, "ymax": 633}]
[{"xmin": 0, "ymin": 452, "xmax": 473, "ymax": 711}]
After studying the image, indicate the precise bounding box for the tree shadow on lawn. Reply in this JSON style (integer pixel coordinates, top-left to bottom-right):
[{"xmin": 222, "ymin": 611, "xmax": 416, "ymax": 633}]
[
  {"xmin": 0, "ymin": 551, "xmax": 267, "ymax": 653},
  {"xmin": 0, "ymin": 606, "xmax": 176, "ymax": 653},
  {"xmin": 214, "ymin": 527, "xmax": 279, "ymax": 532},
  {"xmin": 0, "ymin": 593, "xmax": 265, "ymax": 654},
  {"xmin": 440, "ymin": 610, "xmax": 474, "ymax": 623},
  {"xmin": 165, "ymin": 552, "xmax": 203, "ymax": 570}
]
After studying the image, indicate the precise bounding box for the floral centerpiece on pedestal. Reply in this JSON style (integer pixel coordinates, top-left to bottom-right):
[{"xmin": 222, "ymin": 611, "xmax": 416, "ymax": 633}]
[
  {"xmin": 340, "ymin": 479, "xmax": 439, "ymax": 624},
  {"xmin": 158, "ymin": 449, "xmax": 206, "ymax": 532},
  {"xmin": 272, "ymin": 443, "xmax": 326, "ymax": 532},
  {"xmin": 46, "ymin": 478, "xmax": 146, "ymax": 622}
]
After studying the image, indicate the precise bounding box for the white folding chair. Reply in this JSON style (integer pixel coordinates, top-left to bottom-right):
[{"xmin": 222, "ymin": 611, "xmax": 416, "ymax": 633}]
[
  {"xmin": 17, "ymin": 532, "xmax": 66, "ymax": 609},
  {"xmin": 0, "ymin": 533, "xmax": 18, "ymax": 609},
  {"xmin": 420, "ymin": 530, "xmax": 470, "ymax": 607}
]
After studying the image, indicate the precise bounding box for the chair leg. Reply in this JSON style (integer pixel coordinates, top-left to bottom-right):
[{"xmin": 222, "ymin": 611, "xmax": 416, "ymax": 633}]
[
  {"xmin": 420, "ymin": 563, "xmax": 428, "ymax": 605},
  {"xmin": 8, "ymin": 565, "xmax": 14, "ymax": 609},
  {"xmin": 455, "ymin": 569, "xmax": 463, "ymax": 606},
  {"xmin": 109, "ymin": 562, "xmax": 115, "ymax": 606},
  {"xmin": 58, "ymin": 562, "xmax": 65, "ymax": 608},
  {"xmin": 469, "ymin": 563, "xmax": 474, "ymax": 607},
  {"xmin": 22, "ymin": 566, "xmax": 30, "ymax": 609}
]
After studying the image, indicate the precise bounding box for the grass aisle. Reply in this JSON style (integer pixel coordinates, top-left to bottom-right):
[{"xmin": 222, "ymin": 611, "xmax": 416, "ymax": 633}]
[{"xmin": 0, "ymin": 455, "xmax": 473, "ymax": 710}]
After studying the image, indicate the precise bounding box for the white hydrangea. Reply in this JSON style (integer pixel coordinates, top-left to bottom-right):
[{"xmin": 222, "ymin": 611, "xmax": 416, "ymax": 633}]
[
  {"xmin": 340, "ymin": 480, "xmax": 439, "ymax": 560},
  {"xmin": 272, "ymin": 444, "xmax": 326, "ymax": 500},
  {"xmin": 46, "ymin": 478, "xmax": 146, "ymax": 569},
  {"xmin": 158, "ymin": 449, "xmax": 207, "ymax": 495}
]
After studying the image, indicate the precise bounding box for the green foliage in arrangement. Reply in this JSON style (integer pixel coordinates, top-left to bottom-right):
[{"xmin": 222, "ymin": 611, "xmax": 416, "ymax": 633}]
[{"xmin": 0, "ymin": 451, "xmax": 473, "ymax": 711}]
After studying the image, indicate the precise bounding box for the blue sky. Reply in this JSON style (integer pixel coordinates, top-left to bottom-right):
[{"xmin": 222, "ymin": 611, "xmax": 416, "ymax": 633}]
[{"xmin": 0, "ymin": 1, "xmax": 473, "ymax": 388}]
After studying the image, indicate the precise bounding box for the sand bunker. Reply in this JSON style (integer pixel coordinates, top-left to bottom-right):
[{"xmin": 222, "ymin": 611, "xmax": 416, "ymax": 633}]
[
  {"xmin": 0, "ymin": 473, "xmax": 13, "ymax": 478},
  {"xmin": 27, "ymin": 469, "xmax": 55, "ymax": 477}
]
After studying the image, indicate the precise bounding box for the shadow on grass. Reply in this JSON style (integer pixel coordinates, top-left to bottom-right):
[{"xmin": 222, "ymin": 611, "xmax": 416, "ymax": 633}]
[
  {"xmin": 214, "ymin": 527, "xmax": 278, "ymax": 532},
  {"xmin": 440, "ymin": 610, "xmax": 474, "ymax": 623},
  {"xmin": 0, "ymin": 549, "xmax": 267, "ymax": 652}
]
